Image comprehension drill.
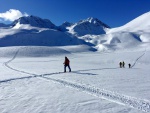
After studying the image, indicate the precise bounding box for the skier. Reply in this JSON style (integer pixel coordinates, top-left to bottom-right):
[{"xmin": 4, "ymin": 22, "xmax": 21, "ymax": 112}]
[
  {"xmin": 128, "ymin": 63, "xmax": 131, "ymax": 68},
  {"xmin": 119, "ymin": 62, "xmax": 122, "ymax": 68},
  {"xmin": 63, "ymin": 56, "xmax": 71, "ymax": 72},
  {"xmin": 122, "ymin": 61, "xmax": 125, "ymax": 68}
]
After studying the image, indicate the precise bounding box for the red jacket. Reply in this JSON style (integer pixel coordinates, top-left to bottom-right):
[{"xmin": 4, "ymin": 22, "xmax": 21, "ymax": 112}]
[{"xmin": 64, "ymin": 57, "xmax": 70, "ymax": 65}]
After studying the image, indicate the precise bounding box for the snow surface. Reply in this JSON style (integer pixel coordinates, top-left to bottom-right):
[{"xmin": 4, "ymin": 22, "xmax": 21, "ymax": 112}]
[
  {"xmin": 0, "ymin": 11, "xmax": 150, "ymax": 113},
  {"xmin": 0, "ymin": 45, "xmax": 150, "ymax": 113},
  {"xmin": 0, "ymin": 23, "xmax": 90, "ymax": 47},
  {"xmin": 79, "ymin": 11, "xmax": 150, "ymax": 51}
]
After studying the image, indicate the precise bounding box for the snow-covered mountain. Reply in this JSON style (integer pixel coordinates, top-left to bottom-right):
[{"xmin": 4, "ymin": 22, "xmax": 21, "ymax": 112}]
[
  {"xmin": 0, "ymin": 26, "xmax": 92, "ymax": 47},
  {"xmin": 107, "ymin": 11, "xmax": 150, "ymax": 43},
  {"xmin": 12, "ymin": 15, "xmax": 57, "ymax": 29},
  {"xmin": 0, "ymin": 12, "xmax": 150, "ymax": 52},
  {"xmin": 66, "ymin": 17, "xmax": 110, "ymax": 36},
  {"xmin": 0, "ymin": 16, "xmax": 94, "ymax": 47},
  {"xmin": 108, "ymin": 11, "xmax": 150, "ymax": 33},
  {"xmin": 79, "ymin": 12, "xmax": 150, "ymax": 51}
]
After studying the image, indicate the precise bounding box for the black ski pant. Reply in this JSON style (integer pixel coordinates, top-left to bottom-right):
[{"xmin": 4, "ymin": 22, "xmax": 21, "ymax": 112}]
[{"xmin": 64, "ymin": 65, "xmax": 71, "ymax": 72}]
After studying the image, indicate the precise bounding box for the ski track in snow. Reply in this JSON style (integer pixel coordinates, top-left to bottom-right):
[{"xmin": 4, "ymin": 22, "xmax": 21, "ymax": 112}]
[
  {"xmin": 2, "ymin": 48, "xmax": 150, "ymax": 112},
  {"xmin": 41, "ymin": 76, "xmax": 150, "ymax": 112},
  {"xmin": 131, "ymin": 49, "xmax": 147, "ymax": 68}
]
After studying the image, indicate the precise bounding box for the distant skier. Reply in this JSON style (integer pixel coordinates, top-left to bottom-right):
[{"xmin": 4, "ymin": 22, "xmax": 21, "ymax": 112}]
[
  {"xmin": 119, "ymin": 62, "xmax": 122, "ymax": 68},
  {"xmin": 63, "ymin": 56, "xmax": 71, "ymax": 72},
  {"xmin": 122, "ymin": 61, "xmax": 125, "ymax": 68},
  {"xmin": 128, "ymin": 63, "xmax": 131, "ymax": 68}
]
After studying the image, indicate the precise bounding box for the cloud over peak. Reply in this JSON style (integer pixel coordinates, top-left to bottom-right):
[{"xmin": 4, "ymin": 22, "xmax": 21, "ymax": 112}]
[{"xmin": 0, "ymin": 9, "xmax": 28, "ymax": 22}]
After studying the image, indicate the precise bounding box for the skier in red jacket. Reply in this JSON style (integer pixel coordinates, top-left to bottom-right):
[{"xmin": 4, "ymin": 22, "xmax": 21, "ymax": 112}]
[{"xmin": 63, "ymin": 56, "xmax": 71, "ymax": 72}]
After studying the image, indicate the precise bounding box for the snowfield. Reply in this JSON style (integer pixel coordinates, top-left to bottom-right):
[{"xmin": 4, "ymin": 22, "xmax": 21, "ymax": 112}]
[{"xmin": 0, "ymin": 45, "xmax": 150, "ymax": 113}]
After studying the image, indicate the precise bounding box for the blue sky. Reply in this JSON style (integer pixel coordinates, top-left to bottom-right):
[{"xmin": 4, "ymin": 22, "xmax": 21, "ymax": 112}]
[{"xmin": 0, "ymin": 0, "xmax": 150, "ymax": 27}]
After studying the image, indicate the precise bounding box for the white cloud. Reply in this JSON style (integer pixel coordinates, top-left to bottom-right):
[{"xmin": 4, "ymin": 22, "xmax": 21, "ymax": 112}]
[{"xmin": 0, "ymin": 9, "xmax": 29, "ymax": 21}]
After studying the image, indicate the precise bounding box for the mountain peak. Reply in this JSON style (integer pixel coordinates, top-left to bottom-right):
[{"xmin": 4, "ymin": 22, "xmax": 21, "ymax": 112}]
[
  {"xmin": 84, "ymin": 17, "xmax": 99, "ymax": 23},
  {"xmin": 12, "ymin": 15, "xmax": 56, "ymax": 29},
  {"xmin": 80, "ymin": 17, "xmax": 110, "ymax": 28},
  {"xmin": 66, "ymin": 17, "xmax": 110, "ymax": 36}
]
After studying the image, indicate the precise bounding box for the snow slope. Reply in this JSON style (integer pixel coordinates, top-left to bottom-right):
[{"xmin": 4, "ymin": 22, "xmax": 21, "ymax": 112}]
[
  {"xmin": 107, "ymin": 11, "xmax": 150, "ymax": 43},
  {"xmin": 108, "ymin": 11, "xmax": 150, "ymax": 33},
  {"xmin": 0, "ymin": 23, "xmax": 92, "ymax": 47},
  {"xmin": 0, "ymin": 45, "xmax": 96, "ymax": 57},
  {"xmin": 79, "ymin": 11, "xmax": 150, "ymax": 51},
  {"xmin": 0, "ymin": 46, "xmax": 150, "ymax": 113}
]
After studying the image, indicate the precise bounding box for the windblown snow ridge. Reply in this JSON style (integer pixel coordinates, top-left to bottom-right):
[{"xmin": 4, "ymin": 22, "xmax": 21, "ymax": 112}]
[{"xmin": 42, "ymin": 76, "xmax": 150, "ymax": 112}]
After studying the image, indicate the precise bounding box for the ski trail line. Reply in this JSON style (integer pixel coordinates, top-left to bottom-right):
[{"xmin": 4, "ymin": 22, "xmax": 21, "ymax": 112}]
[
  {"xmin": 41, "ymin": 76, "xmax": 150, "ymax": 112},
  {"xmin": 2, "ymin": 49, "xmax": 70, "ymax": 83},
  {"xmin": 3, "ymin": 49, "xmax": 38, "ymax": 76},
  {"xmin": 131, "ymin": 49, "xmax": 146, "ymax": 68},
  {"xmin": 2, "ymin": 48, "xmax": 150, "ymax": 112}
]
